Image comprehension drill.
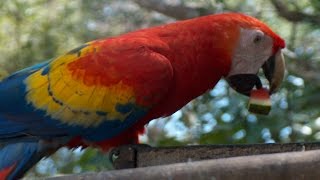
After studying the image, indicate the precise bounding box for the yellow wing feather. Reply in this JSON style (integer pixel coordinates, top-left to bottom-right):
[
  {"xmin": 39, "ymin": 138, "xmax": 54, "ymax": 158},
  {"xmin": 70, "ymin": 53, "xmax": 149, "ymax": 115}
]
[{"xmin": 25, "ymin": 43, "xmax": 136, "ymax": 127}]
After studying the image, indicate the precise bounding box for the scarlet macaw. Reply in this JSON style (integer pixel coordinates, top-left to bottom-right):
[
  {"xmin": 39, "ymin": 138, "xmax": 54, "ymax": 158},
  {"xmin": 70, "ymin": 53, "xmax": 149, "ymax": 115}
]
[{"xmin": 0, "ymin": 13, "xmax": 285, "ymax": 179}]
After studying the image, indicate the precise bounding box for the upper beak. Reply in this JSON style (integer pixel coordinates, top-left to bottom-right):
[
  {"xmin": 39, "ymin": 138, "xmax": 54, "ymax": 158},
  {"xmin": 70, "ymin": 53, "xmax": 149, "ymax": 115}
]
[
  {"xmin": 226, "ymin": 50, "xmax": 285, "ymax": 96},
  {"xmin": 262, "ymin": 50, "xmax": 285, "ymax": 94}
]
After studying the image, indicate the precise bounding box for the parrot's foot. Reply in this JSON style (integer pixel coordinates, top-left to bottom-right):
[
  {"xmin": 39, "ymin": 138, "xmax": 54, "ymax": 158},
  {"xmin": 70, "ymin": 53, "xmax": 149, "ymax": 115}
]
[{"xmin": 109, "ymin": 144, "xmax": 152, "ymax": 169}]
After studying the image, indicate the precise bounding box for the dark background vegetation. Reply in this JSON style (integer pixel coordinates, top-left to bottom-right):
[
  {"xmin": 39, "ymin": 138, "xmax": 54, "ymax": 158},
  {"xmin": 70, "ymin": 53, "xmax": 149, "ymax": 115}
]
[{"xmin": 0, "ymin": 0, "xmax": 319, "ymax": 178}]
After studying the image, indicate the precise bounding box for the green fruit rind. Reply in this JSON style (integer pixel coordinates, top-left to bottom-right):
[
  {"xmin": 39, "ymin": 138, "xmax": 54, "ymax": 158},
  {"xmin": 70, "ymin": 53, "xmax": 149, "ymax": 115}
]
[{"xmin": 248, "ymin": 103, "xmax": 271, "ymax": 115}]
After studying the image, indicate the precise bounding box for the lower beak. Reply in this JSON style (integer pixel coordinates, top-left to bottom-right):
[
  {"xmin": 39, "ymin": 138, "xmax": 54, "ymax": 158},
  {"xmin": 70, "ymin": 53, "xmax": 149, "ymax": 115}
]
[{"xmin": 226, "ymin": 50, "xmax": 285, "ymax": 96}]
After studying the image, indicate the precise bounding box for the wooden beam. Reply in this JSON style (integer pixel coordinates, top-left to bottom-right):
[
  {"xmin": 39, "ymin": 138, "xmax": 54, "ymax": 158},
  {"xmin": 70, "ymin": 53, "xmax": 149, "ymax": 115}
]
[
  {"xmin": 48, "ymin": 149, "xmax": 320, "ymax": 180},
  {"xmin": 111, "ymin": 142, "xmax": 320, "ymax": 169}
]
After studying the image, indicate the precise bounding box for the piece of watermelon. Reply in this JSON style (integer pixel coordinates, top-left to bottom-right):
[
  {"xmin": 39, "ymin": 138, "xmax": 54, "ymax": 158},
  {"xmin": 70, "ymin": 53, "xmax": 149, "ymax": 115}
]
[{"xmin": 248, "ymin": 88, "xmax": 271, "ymax": 115}]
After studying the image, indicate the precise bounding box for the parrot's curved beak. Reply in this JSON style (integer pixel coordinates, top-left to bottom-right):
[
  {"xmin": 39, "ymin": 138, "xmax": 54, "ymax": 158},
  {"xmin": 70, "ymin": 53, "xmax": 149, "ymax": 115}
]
[
  {"xmin": 226, "ymin": 50, "xmax": 285, "ymax": 96},
  {"xmin": 262, "ymin": 50, "xmax": 285, "ymax": 94}
]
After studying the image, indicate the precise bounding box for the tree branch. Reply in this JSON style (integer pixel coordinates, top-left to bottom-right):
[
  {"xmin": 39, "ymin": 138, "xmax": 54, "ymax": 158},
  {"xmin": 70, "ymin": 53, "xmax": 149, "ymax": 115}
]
[
  {"xmin": 134, "ymin": 0, "xmax": 320, "ymax": 26},
  {"xmin": 270, "ymin": 0, "xmax": 320, "ymax": 25},
  {"xmin": 133, "ymin": 0, "xmax": 214, "ymax": 20}
]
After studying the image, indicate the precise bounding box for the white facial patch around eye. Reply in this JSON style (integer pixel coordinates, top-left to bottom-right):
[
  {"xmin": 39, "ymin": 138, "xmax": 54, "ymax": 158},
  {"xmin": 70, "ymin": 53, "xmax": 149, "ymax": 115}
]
[{"xmin": 227, "ymin": 28, "xmax": 273, "ymax": 77}]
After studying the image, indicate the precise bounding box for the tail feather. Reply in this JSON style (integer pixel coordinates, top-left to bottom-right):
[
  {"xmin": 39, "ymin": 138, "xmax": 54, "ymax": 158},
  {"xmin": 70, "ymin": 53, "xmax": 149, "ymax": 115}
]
[
  {"xmin": 0, "ymin": 142, "xmax": 59, "ymax": 180},
  {"xmin": 0, "ymin": 164, "xmax": 15, "ymax": 180}
]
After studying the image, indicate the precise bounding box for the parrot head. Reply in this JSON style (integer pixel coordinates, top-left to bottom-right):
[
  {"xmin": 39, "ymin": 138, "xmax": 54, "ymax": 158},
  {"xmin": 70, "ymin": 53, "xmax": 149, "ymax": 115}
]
[{"xmin": 223, "ymin": 14, "xmax": 286, "ymax": 96}]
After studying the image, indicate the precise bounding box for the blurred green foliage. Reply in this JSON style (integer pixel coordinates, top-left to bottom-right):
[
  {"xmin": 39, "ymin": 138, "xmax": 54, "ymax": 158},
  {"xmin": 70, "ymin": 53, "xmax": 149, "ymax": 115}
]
[{"xmin": 0, "ymin": 0, "xmax": 319, "ymax": 178}]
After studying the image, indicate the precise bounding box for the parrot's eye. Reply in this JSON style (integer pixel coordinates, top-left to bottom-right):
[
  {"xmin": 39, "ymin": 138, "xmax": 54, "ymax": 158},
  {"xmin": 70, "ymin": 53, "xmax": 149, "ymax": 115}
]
[
  {"xmin": 253, "ymin": 30, "xmax": 264, "ymax": 44},
  {"xmin": 254, "ymin": 35, "xmax": 262, "ymax": 43}
]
